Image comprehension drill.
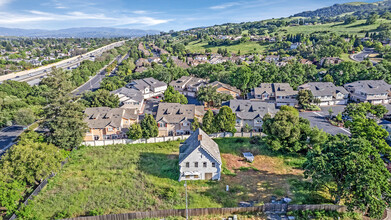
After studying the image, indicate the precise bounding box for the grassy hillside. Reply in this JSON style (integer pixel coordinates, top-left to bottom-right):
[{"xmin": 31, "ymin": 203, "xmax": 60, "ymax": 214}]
[
  {"xmin": 186, "ymin": 41, "xmax": 268, "ymax": 54},
  {"xmin": 280, "ymin": 19, "xmax": 389, "ymax": 37},
  {"xmin": 25, "ymin": 138, "xmax": 320, "ymax": 219}
]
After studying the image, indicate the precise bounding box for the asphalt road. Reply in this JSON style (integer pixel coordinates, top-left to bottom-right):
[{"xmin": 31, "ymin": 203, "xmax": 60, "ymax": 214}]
[
  {"xmin": 351, "ymin": 48, "xmax": 377, "ymax": 65},
  {"xmin": 299, "ymin": 105, "xmax": 351, "ymax": 136},
  {"xmin": 0, "ymin": 125, "xmax": 25, "ymax": 153}
]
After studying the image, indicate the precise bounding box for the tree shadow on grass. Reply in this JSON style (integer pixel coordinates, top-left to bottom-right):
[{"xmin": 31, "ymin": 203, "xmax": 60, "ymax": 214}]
[{"xmin": 138, "ymin": 152, "xmax": 179, "ymax": 181}]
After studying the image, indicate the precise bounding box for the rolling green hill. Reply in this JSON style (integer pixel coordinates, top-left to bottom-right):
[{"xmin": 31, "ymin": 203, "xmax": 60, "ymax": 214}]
[{"xmin": 294, "ymin": 0, "xmax": 391, "ymax": 17}]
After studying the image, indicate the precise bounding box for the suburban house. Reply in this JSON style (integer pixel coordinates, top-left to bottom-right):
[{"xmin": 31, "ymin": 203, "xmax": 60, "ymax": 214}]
[
  {"xmin": 298, "ymin": 82, "xmax": 349, "ymax": 106},
  {"xmin": 264, "ymin": 55, "xmax": 279, "ymax": 63},
  {"xmin": 83, "ymin": 107, "xmax": 138, "ymax": 141},
  {"xmin": 344, "ymin": 80, "xmax": 391, "ymax": 104},
  {"xmin": 207, "ymin": 81, "xmax": 241, "ymax": 98},
  {"xmin": 290, "ymin": 42, "xmax": 301, "ymax": 50},
  {"xmin": 155, "ymin": 103, "xmax": 205, "ymax": 136},
  {"xmin": 111, "ymin": 87, "xmax": 144, "ymax": 112},
  {"xmin": 225, "ymin": 100, "xmax": 278, "ymax": 132},
  {"xmin": 178, "ymin": 128, "xmax": 222, "ymax": 181},
  {"xmin": 126, "ymin": 77, "xmax": 167, "ymax": 99},
  {"xmin": 320, "ymin": 57, "xmax": 343, "ymax": 66},
  {"xmin": 251, "ymin": 83, "xmax": 298, "ymax": 107},
  {"xmin": 169, "ymin": 76, "xmax": 209, "ymax": 97}
]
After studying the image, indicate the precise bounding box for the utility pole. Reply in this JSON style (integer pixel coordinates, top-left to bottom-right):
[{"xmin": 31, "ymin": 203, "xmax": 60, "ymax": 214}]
[{"xmin": 184, "ymin": 180, "xmax": 188, "ymax": 220}]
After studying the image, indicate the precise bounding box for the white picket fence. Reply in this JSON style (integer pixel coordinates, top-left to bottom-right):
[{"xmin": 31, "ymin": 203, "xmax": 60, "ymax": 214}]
[{"xmin": 81, "ymin": 132, "xmax": 264, "ymax": 147}]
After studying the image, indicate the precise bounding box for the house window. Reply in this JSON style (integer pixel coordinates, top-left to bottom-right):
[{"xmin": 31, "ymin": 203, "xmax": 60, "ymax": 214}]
[
  {"xmin": 107, "ymin": 127, "xmax": 113, "ymax": 131},
  {"xmin": 212, "ymin": 163, "xmax": 216, "ymax": 167},
  {"xmin": 203, "ymin": 162, "xmax": 207, "ymax": 168},
  {"xmin": 186, "ymin": 162, "xmax": 189, "ymax": 168},
  {"xmin": 185, "ymin": 175, "xmax": 190, "ymax": 178},
  {"xmin": 194, "ymin": 175, "xmax": 199, "ymax": 178},
  {"xmin": 194, "ymin": 162, "xmax": 198, "ymax": 167}
]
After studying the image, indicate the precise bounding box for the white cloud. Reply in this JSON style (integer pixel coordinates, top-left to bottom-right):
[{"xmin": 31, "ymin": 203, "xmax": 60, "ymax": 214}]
[
  {"xmin": 0, "ymin": 10, "xmax": 172, "ymax": 27},
  {"xmin": 0, "ymin": 0, "xmax": 12, "ymax": 7},
  {"xmin": 132, "ymin": 10, "xmax": 147, "ymax": 15},
  {"xmin": 209, "ymin": 2, "xmax": 240, "ymax": 10}
]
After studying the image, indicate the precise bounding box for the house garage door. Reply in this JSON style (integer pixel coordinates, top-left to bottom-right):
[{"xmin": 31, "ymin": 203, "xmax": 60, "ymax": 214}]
[{"xmin": 205, "ymin": 173, "xmax": 213, "ymax": 180}]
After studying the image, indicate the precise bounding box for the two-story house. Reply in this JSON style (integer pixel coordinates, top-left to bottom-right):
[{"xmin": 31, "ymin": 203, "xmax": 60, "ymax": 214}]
[
  {"xmin": 298, "ymin": 82, "xmax": 349, "ymax": 106},
  {"xmin": 111, "ymin": 87, "xmax": 144, "ymax": 113},
  {"xmin": 169, "ymin": 76, "xmax": 208, "ymax": 97},
  {"xmin": 178, "ymin": 128, "xmax": 222, "ymax": 181},
  {"xmin": 251, "ymin": 83, "xmax": 298, "ymax": 107},
  {"xmin": 155, "ymin": 103, "xmax": 205, "ymax": 136},
  {"xmin": 225, "ymin": 100, "xmax": 278, "ymax": 132},
  {"xmin": 126, "ymin": 77, "xmax": 167, "ymax": 99},
  {"xmin": 344, "ymin": 80, "xmax": 391, "ymax": 104},
  {"xmin": 84, "ymin": 107, "xmax": 138, "ymax": 141},
  {"xmin": 207, "ymin": 81, "xmax": 241, "ymax": 98}
]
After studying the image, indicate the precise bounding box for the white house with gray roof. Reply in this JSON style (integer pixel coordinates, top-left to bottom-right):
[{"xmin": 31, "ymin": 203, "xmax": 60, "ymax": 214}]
[
  {"xmin": 178, "ymin": 128, "xmax": 222, "ymax": 181},
  {"xmin": 298, "ymin": 82, "xmax": 349, "ymax": 106},
  {"xmin": 111, "ymin": 87, "xmax": 144, "ymax": 112},
  {"xmin": 225, "ymin": 100, "xmax": 278, "ymax": 132},
  {"xmin": 126, "ymin": 77, "xmax": 167, "ymax": 99},
  {"xmin": 344, "ymin": 80, "xmax": 391, "ymax": 104}
]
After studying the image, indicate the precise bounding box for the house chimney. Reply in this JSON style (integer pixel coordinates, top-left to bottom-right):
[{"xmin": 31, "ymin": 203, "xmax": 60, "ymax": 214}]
[{"xmin": 198, "ymin": 135, "xmax": 202, "ymax": 141}]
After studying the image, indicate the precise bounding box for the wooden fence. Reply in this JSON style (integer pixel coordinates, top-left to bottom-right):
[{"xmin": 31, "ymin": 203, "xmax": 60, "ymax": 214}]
[
  {"xmin": 81, "ymin": 132, "xmax": 265, "ymax": 147},
  {"xmin": 65, "ymin": 204, "xmax": 347, "ymax": 220}
]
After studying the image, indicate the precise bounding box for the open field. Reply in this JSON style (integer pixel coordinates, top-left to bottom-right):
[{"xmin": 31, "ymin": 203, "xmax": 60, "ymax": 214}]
[
  {"xmin": 26, "ymin": 138, "xmax": 329, "ymax": 219},
  {"xmin": 280, "ymin": 19, "xmax": 391, "ymax": 37},
  {"xmin": 186, "ymin": 41, "xmax": 268, "ymax": 54}
]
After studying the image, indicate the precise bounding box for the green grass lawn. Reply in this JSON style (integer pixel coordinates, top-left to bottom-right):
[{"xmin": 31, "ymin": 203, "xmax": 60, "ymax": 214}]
[
  {"xmin": 186, "ymin": 40, "xmax": 268, "ymax": 54},
  {"xmin": 279, "ymin": 19, "xmax": 390, "ymax": 37},
  {"xmin": 26, "ymin": 138, "xmax": 327, "ymax": 219}
]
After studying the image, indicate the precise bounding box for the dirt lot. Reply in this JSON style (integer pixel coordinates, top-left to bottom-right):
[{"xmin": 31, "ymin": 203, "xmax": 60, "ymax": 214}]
[{"xmin": 221, "ymin": 154, "xmax": 304, "ymax": 203}]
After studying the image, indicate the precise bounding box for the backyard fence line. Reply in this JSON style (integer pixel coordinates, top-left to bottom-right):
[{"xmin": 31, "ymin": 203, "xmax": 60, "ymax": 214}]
[
  {"xmin": 64, "ymin": 204, "xmax": 347, "ymax": 220},
  {"xmin": 81, "ymin": 132, "xmax": 265, "ymax": 147},
  {"xmin": 8, "ymin": 150, "xmax": 75, "ymax": 220}
]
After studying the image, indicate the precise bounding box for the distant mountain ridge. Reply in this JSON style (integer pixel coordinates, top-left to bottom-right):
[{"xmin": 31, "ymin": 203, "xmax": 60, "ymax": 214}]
[
  {"xmin": 0, "ymin": 27, "xmax": 160, "ymax": 38},
  {"xmin": 293, "ymin": 0, "xmax": 391, "ymax": 17}
]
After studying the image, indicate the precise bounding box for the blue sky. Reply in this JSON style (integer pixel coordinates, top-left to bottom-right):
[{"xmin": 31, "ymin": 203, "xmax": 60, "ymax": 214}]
[{"xmin": 0, "ymin": 0, "xmax": 377, "ymax": 31}]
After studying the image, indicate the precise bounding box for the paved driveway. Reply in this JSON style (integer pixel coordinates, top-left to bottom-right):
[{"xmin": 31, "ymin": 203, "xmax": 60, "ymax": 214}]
[{"xmin": 299, "ymin": 105, "xmax": 350, "ymax": 136}]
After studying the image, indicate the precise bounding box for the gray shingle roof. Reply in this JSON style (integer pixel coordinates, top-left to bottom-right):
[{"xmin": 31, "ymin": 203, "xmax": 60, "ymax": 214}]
[
  {"xmin": 179, "ymin": 128, "xmax": 221, "ymax": 164},
  {"xmin": 156, "ymin": 103, "xmax": 205, "ymax": 123},
  {"xmin": 111, "ymin": 87, "xmax": 144, "ymax": 103},
  {"xmin": 299, "ymin": 82, "xmax": 348, "ymax": 97},
  {"xmin": 225, "ymin": 100, "xmax": 277, "ymax": 120},
  {"xmin": 208, "ymin": 81, "xmax": 241, "ymax": 95},
  {"xmin": 344, "ymin": 80, "xmax": 391, "ymax": 94},
  {"xmin": 84, "ymin": 107, "xmax": 137, "ymax": 129},
  {"xmin": 127, "ymin": 77, "xmax": 166, "ymax": 91}
]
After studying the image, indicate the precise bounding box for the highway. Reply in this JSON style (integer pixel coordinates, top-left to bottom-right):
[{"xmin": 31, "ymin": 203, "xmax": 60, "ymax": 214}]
[{"xmin": 0, "ymin": 40, "xmax": 125, "ymax": 85}]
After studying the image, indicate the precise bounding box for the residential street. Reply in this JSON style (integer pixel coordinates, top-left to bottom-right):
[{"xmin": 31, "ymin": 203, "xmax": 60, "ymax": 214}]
[
  {"xmin": 0, "ymin": 125, "xmax": 24, "ymax": 154},
  {"xmin": 351, "ymin": 47, "xmax": 378, "ymax": 65}
]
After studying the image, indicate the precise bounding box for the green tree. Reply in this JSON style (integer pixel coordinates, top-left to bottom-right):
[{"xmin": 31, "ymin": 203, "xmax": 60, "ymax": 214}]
[
  {"xmin": 366, "ymin": 13, "xmax": 379, "ymax": 25},
  {"xmin": 202, "ymin": 110, "xmax": 215, "ymax": 134},
  {"xmin": 127, "ymin": 123, "xmax": 142, "ymax": 140},
  {"xmin": 213, "ymin": 106, "xmax": 236, "ymax": 133},
  {"xmin": 42, "ymin": 96, "xmax": 87, "ymax": 150},
  {"xmin": 141, "ymin": 114, "xmax": 158, "ymax": 139},
  {"xmin": 0, "ymin": 180, "xmax": 26, "ymax": 215},
  {"xmin": 39, "ymin": 67, "xmax": 73, "ymax": 100},
  {"xmin": 343, "ymin": 102, "xmax": 388, "ymax": 119},
  {"xmin": 163, "ymin": 86, "xmax": 188, "ymax": 104},
  {"xmin": 297, "ymin": 89, "xmax": 314, "ymax": 109},
  {"xmin": 197, "ymin": 86, "xmax": 233, "ymax": 107},
  {"xmin": 81, "ymin": 89, "xmax": 120, "ymax": 108},
  {"xmin": 14, "ymin": 108, "xmax": 35, "ymax": 126},
  {"xmin": 323, "ymin": 74, "xmax": 334, "ymax": 83},
  {"xmin": 304, "ymin": 135, "xmax": 391, "ymax": 218},
  {"xmin": 0, "ymin": 140, "xmax": 66, "ymax": 185},
  {"xmin": 191, "ymin": 117, "xmax": 201, "ymax": 131}
]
